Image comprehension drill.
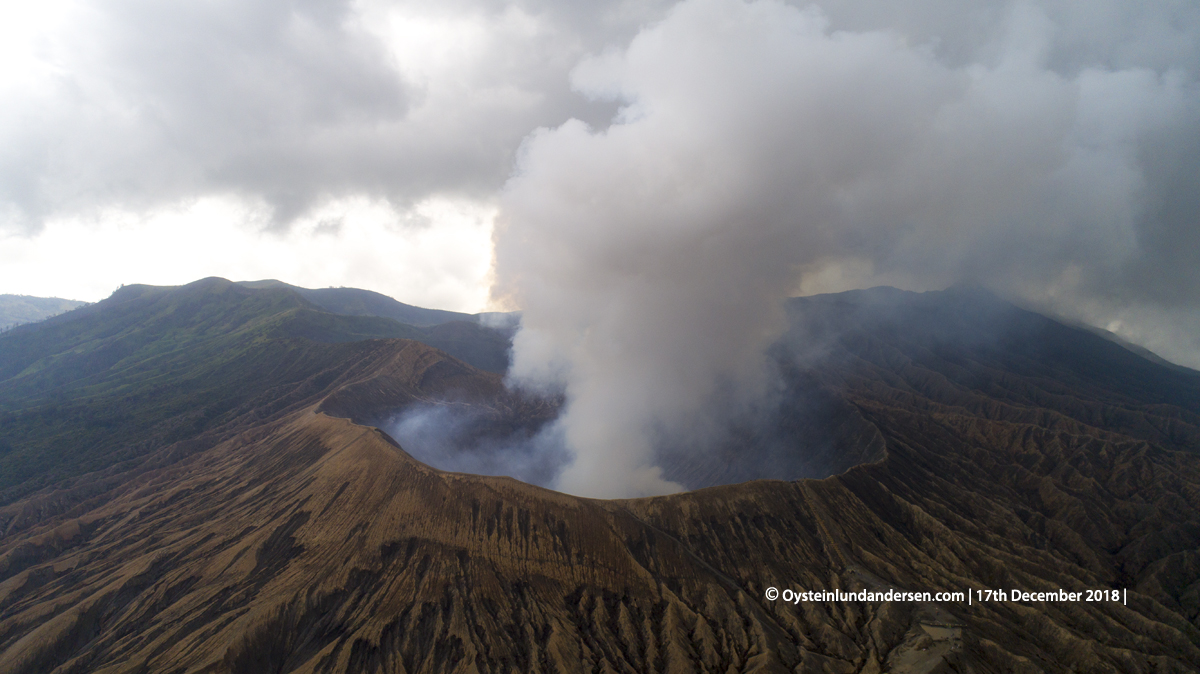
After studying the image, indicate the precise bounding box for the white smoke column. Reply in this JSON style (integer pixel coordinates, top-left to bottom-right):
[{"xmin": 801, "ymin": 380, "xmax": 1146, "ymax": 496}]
[{"xmin": 493, "ymin": 0, "xmax": 1198, "ymax": 497}]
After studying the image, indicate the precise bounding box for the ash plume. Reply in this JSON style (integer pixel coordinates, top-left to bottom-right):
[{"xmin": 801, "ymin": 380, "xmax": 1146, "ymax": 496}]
[{"xmin": 492, "ymin": 0, "xmax": 1200, "ymax": 497}]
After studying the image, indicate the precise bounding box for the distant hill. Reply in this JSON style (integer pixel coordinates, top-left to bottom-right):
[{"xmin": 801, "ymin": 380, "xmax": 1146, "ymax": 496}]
[{"xmin": 0, "ymin": 294, "xmax": 87, "ymax": 331}]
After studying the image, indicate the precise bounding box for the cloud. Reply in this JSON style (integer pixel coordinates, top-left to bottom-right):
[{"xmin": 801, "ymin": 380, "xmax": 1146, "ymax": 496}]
[
  {"xmin": 0, "ymin": 195, "xmax": 496, "ymax": 310},
  {"xmin": 0, "ymin": 0, "xmax": 669, "ymax": 232},
  {"xmin": 493, "ymin": 0, "xmax": 1200, "ymax": 497},
  {"xmin": 0, "ymin": 0, "xmax": 679, "ymax": 301},
  {"xmin": 1, "ymin": 0, "xmax": 394, "ymax": 226}
]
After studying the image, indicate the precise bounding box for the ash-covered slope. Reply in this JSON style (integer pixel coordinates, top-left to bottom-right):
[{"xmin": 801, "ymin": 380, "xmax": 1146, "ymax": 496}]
[{"xmin": 0, "ymin": 284, "xmax": 1198, "ymax": 673}]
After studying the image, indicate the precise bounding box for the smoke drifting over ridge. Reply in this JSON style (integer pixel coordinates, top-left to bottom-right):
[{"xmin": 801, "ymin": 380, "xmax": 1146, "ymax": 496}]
[{"xmin": 493, "ymin": 0, "xmax": 1200, "ymax": 497}]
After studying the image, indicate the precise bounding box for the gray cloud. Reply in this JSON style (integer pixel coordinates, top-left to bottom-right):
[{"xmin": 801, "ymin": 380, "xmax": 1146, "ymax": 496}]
[
  {"xmin": 493, "ymin": 0, "xmax": 1200, "ymax": 497},
  {"xmin": 4, "ymin": 0, "xmax": 393, "ymax": 225},
  {"xmin": 0, "ymin": 0, "xmax": 668, "ymax": 230}
]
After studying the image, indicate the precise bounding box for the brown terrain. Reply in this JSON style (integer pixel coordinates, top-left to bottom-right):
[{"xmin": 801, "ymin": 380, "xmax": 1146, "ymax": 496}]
[{"xmin": 0, "ymin": 282, "xmax": 1198, "ymax": 673}]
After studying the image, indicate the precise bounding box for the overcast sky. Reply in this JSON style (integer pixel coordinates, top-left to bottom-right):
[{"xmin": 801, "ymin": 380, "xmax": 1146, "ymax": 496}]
[
  {"xmin": 3, "ymin": 1, "xmax": 1196, "ymax": 318},
  {"xmin": 0, "ymin": 0, "xmax": 668, "ymax": 308},
  {"xmin": 4, "ymin": 0, "xmax": 1200, "ymax": 494}
]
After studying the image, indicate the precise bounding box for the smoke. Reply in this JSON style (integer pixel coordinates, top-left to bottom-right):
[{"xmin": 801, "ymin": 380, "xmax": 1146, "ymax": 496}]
[
  {"xmin": 492, "ymin": 0, "xmax": 1200, "ymax": 497},
  {"xmin": 384, "ymin": 402, "xmax": 569, "ymax": 486}
]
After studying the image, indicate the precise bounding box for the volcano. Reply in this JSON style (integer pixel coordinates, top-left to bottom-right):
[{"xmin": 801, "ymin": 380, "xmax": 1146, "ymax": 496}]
[{"xmin": 0, "ymin": 278, "xmax": 1197, "ymax": 673}]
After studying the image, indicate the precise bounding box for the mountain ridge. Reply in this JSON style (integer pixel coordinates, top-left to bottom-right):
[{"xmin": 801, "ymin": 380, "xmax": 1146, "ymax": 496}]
[
  {"xmin": 0, "ymin": 280, "xmax": 1198, "ymax": 672},
  {"xmin": 236, "ymin": 279, "xmax": 478, "ymax": 327}
]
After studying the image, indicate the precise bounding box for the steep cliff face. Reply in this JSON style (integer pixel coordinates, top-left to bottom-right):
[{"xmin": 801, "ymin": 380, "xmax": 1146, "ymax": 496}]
[{"xmin": 0, "ymin": 284, "xmax": 1198, "ymax": 673}]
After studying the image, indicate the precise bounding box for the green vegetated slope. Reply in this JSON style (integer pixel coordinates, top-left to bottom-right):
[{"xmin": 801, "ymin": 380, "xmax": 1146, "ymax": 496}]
[
  {"xmin": 239, "ymin": 279, "xmax": 513, "ymax": 372},
  {"xmin": 0, "ymin": 282, "xmax": 1197, "ymax": 672},
  {"xmin": 0, "ymin": 295, "xmax": 88, "ymax": 331},
  {"xmin": 238, "ymin": 280, "xmax": 475, "ymax": 327},
  {"xmin": 0, "ymin": 278, "xmax": 509, "ymax": 504}
]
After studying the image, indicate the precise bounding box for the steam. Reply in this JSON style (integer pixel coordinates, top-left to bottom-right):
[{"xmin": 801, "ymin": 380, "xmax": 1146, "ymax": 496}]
[
  {"xmin": 384, "ymin": 403, "xmax": 568, "ymax": 486},
  {"xmin": 492, "ymin": 0, "xmax": 1200, "ymax": 497}
]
